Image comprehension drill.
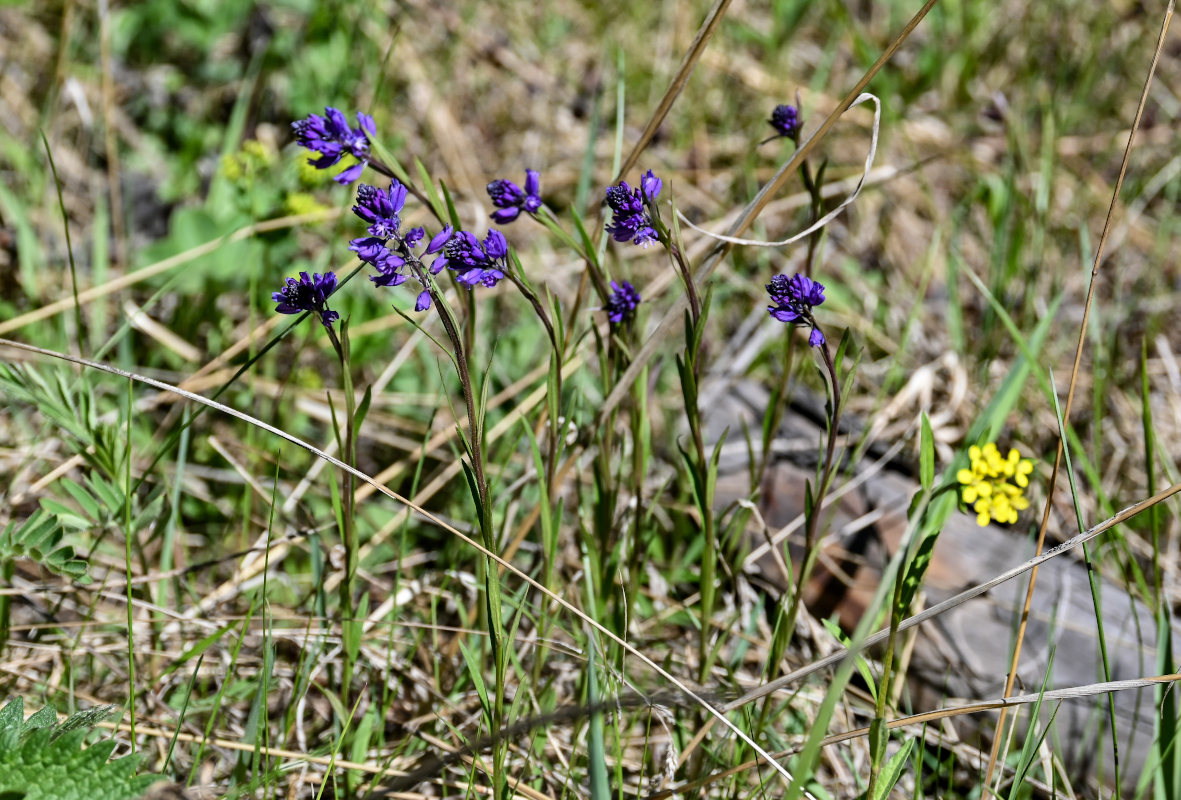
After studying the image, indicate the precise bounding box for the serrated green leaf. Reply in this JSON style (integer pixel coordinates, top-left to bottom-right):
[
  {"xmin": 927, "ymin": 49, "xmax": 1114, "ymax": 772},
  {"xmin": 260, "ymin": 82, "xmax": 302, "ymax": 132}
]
[{"xmin": 0, "ymin": 699, "xmax": 155, "ymax": 800}]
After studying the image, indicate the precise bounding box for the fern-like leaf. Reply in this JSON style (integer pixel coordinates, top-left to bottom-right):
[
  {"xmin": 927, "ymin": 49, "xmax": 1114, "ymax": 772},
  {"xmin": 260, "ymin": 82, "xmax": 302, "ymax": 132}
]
[
  {"xmin": 0, "ymin": 512, "xmax": 90, "ymax": 582},
  {"xmin": 0, "ymin": 698, "xmax": 158, "ymax": 800}
]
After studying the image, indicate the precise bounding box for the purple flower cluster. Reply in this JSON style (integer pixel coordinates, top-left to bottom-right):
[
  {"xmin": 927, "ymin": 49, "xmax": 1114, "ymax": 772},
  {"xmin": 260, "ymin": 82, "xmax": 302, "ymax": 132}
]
[
  {"xmin": 433, "ymin": 230, "xmax": 509, "ymax": 288},
  {"xmin": 605, "ymin": 170, "xmax": 663, "ymax": 247},
  {"xmin": 769, "ymin": 104, "xmax": 801, "ymax": 141},
  {"xmin": 273, "ymin": 271, "xmax": 339, "ymax": 328},
  {"xmin": 605, "ymin": 280, "xmax": 641, "ymax": 324},
  {"xmin": 767, "ymin": 273, "xmax": 826, "ymax": 347},
  {"xmin": 348, "ymin": 179, "xmax": 451, "ymax": 311},
  {"xmin": 292, "ymin": 107, "xmax": 375, "ymax": 184},
  {"xmin": 487, "ymin": 170, "xmax": 542, "ymax": 224}
]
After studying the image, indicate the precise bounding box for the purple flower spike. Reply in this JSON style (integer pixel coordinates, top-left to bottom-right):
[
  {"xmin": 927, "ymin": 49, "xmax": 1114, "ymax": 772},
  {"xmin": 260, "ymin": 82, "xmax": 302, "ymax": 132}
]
[
  {"xmin": 353, "ymin": 181, "xmax": 408, "ymax": 239},
  {"xmin": 766, "ymin": 273, "xmax": 826, "ymax": 347},
  {"xmin": 605, "ymin": 280, "xmax": 642, "ymax": 324},
  {"xmin": 442, "ymin": 228, "xmax": 509, "ymax": 288},
  {"xmin": 487, "ymin": 169, "xmax": 543, "ymax": 224},
  {"xmin": 292, "ymin": 107, "xmax": 376, "ymax": 184},
  {"xmin": 273, "ymin": 271, "xmax": 339, "ymax": 328},
  {"xmin": 769, "ymin": 104, "xmax": 801, "ymax": 141},
  {"xmin": 605, "ymin": 172, "xmax": 662, "ymax": 247}
]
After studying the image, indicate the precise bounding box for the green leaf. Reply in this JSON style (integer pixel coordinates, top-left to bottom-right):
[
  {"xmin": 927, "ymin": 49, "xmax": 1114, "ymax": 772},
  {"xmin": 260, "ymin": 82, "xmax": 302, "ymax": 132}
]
[
  {"xmin": 0, "ymin": 698, "xmax": 157, "ymax": 800},
  {"xmin": 415, "ymin": 157, "xmax": 446, "ymax": 222},
  {"xmin": 59, "ymin": 478, "xmax": 102, "ymax": 523},
  {"xmin": 353, "ymin": 384, "xmax": 374, "ymax": 433},
  {"xmin": 586, "ymin": 648, "xmax": 611, "ymax": 800},
  {"xmin": 871, "ymin": 738, "xmax": 914, "ymax": 800},
  {"xmin": 0, "ymin": 512, "xmax": 90, "ymax": 582},
  {"xmin": 919, "ymin": 412, "xmax": 935, "ymax": 490},
  {"xmin": 457, "ymin": 640, "xmax": 491, "ymax": 721}
]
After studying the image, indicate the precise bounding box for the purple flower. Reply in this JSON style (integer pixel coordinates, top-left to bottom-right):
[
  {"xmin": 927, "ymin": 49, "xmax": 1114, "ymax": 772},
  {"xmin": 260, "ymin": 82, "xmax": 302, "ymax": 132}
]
[
  {"xmin": 273, "ymin": 271, "xmax": 339, "ymax": 328},
  {"xmin": 605, "ymin": 280, "xmax": 641, "ymax": 324},
  {"xmin": 769, "ymin": 104, "xmax": 801, "ymax": 141},
  {"xmin": 766, "ymin": 273, "xmax": 826, "ymax": 347},
  {"xmin": 640, "ymin": 169, "xmax": 662, "ymax": 202},
  {"xmin": 605, "ymin": 170, "xmax": 662, "ymax": 247},
  {"xmin": 292, "ymin": 107, "xmax": 376, "ymax": 184},
  {"xmin": 440, "ymin": 229, "xmax": 508, "ymax": 288},
  {"xmin": 487, "ymin": 169, "xmax": 542, "ymax": 224},
  {"xmin": 352, "ymin": 181, "xmax": 407, "ymax": 239}
]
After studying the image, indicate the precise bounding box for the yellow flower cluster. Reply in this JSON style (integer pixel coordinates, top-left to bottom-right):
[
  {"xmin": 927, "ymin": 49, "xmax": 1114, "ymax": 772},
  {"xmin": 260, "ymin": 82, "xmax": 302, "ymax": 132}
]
[
  {"xmin": 220, "ymin": 140, "xmax": 277, "ymax": 185},
  {"xmin": 956, "ymin": 443, "xmax": 1033, "ymax": 526}
]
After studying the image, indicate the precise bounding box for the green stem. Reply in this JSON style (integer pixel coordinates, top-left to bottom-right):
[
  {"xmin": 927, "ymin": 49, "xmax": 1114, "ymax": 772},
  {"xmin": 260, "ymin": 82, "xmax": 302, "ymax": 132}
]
[
  {"xmin": 408, "ymin": 257, "xmax": 507, "ymax": 799},
  {"xmin": 324, "ymin": 323, "xmax": 358, "ymax": 709},
  {"xmin": 866, "ymin": 563, "xmax": 907, "ymax": 799},
  {"xmin": 779, "ymin": 338, "xmax": 843, "ymax": 669}
]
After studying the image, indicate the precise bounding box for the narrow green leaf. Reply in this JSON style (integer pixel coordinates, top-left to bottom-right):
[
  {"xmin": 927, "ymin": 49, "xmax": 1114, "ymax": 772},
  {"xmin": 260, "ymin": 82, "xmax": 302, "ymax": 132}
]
[
  {"xmin": 871, "ymin": 738, "xmax": 914, "ymax": 800},
  {"xmin": 919, "ymin": 412, "xmax": 935, "ymax": 490}
]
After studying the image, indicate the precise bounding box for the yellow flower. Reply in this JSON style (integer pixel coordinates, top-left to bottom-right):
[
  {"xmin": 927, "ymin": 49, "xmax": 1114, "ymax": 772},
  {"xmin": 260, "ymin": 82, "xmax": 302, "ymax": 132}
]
[
  {"xmin": 284, "ymin": 192, "xmax": 329, "ymax": 216},
  {"xmin": 956, "ymin": 442, "xmax": 1034, "ymax": 526}
]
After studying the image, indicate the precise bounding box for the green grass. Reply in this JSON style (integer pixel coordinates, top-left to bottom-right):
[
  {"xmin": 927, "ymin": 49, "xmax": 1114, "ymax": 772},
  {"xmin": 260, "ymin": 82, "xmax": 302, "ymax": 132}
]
[{"xmin": 1, "ymin": 0, "xmax": 1179, "ymax": 798}]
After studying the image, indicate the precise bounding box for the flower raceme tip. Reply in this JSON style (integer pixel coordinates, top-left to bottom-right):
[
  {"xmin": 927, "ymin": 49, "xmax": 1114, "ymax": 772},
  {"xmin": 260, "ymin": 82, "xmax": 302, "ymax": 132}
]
[
  {"xmin": 605, "ymin": 280, "xmax": 641, "ymax": 324},
  {"xmin": 605, "ymin": 170, "xmax": 662, "ymax": 247},
  {"xmin": 434, "ymin": 229, "xmax": 510, "ymax": 288},
  {"xmin": 769, "ymin": 104, "xmax": 801, "ymax": 141},
  {"xmin": 487, "ymin": 170, "xmax": 542, "ymax": 224},
  {"xmin": 956, "ymin": 443, "xmax": 1034, "ymax": 526},
  {"xmin": 292, "ymin": 107, "xmax": 375, "ymax": 184},
  {"xmin": 766, "ymin": 273, "xmax": 826, "ymax": 347},
  {"xmin": 273, "ymin": 271, "xmax": 339, "ymax": 328}
]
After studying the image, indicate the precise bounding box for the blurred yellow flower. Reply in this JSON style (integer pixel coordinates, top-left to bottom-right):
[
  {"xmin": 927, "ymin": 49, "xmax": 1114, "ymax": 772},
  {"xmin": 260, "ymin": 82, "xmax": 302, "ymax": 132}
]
[
  {"xmin": 284, "ymin": 192, "xmax": 329, "ymax": 216},
  {"xmin": 956, "ymin": 443, "xmax": 1033, "ymax": 526}
]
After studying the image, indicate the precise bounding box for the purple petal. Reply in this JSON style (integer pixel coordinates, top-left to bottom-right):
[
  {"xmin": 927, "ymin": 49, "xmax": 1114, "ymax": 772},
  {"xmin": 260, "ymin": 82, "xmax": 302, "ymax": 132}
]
[
  {"xmin": 425, "ymin": 226, "xmax": 453, "ymax": 255},
  {"xmin": 370, "ymin": 271, "xmax": 407, "ymax": 287},
  {"xmin": 641, "ymin": 170, "xmax": 662, "ymax": 201},
  {"xmin": 349, "ymin": 237, "xmax": 388, "ymax": 262},
  {"xmin": 768, "ymin": 306, "xmax": 800, "ymax": 323},
  {"xmin": 404, "ymin": 227, "xmax": 425, "ymax": 249},
  {"xmin": 310, "ymin": 151, "xmax": 342, "ymax": 169},
  {"xmin": 357, "ymin": 112, "xmax": 376, "ymax": 136},
  {"xmin": 490, "ymin": 207, "xmax": 521, "ymax": 224},
  {"xmin": 335, "ymin": 161, "xmax": 366, "ymax": 184},
  {"xmin": 388, "ymin": 181, "xmax": 408, "ymax": 212},
  {"xmin": 808, "ymin": 327, "xmax": 826, "ymax": 347},
  {"xmin": 325, "ymin": 107, "xmax": 348, "ymax": 133},
  {"xmin": 415, "ymin": 290, "xmax": 432, "ymax": 311},
  {"xmin": 483, "ymin": 229, "xmax": 508, "ymax": 259},
  {"xmin": 524, "ymin": 169, "xmax": 540, "ymax": 197}
]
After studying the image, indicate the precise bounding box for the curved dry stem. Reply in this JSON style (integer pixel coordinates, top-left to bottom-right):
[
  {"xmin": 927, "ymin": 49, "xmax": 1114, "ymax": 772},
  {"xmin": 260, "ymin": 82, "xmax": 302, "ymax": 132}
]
[{"xmin": 596, "ymin": 0, "xmax": 941, "ymax": 425}]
